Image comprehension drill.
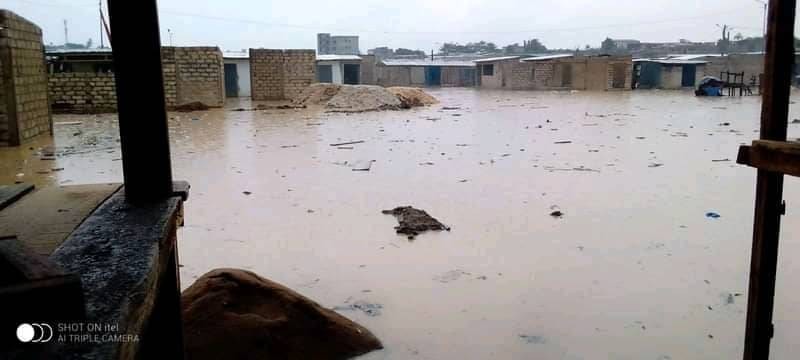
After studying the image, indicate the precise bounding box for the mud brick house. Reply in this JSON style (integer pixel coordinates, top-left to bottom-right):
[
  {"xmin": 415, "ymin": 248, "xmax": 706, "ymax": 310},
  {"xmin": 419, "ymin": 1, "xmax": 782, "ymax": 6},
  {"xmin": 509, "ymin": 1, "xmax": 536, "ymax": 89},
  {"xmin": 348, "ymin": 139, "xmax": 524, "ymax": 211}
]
[
  {"xmin": 0, "ymin": 10, "xmax": 51, "ymax": 146},
  {"xmin": 47, "ymin": 46, "xmax": 225, "ymax": 113}
]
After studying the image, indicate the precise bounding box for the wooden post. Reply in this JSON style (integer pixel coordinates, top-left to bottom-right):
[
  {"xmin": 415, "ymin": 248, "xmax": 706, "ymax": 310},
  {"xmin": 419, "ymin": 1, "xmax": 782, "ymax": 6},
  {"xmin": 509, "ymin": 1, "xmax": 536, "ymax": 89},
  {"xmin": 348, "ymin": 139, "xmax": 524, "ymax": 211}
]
[
  {"xmin": 107, "ymin": 0, "xmax": 173, "ymax": 203},
  {"xmin": 743, "ymin": 0, "xmax": 796, "ymax": 358}
]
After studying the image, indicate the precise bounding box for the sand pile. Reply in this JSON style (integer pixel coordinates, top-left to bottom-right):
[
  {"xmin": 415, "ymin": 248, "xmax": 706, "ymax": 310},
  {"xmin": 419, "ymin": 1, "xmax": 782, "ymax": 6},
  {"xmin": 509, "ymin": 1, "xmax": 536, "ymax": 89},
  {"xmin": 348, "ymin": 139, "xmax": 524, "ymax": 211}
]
[
  {"xmin": 182, "ymin": 268, "xmax": 383, "ymax": 360},
  {"xmin": 293, "ymin": 84, "xmax": 436, "ymax": 112},
  {"xmin": 292, "ymin": 83, "xmax": 342, "ymax": 106},
  {"xmin": 387, "ymin": 87, "xmax": 439, "ymax": 108}
]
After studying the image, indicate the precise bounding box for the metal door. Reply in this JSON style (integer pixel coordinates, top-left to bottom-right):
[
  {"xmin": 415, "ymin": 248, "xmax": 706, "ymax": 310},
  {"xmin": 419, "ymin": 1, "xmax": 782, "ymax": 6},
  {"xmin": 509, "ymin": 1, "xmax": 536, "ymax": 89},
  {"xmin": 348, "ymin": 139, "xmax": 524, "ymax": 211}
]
[
  {"xmin": 682, "ymin": 65, "xmax": 697, "ymax": 87},
  {"xmin": 224, "ymin": 63, "xmax": 238, "ymax": 97},
  {"xmin": 343, "ymin": 64, "xmax": 360, "ymax": 84},
  {"xmin": 425, "ymin": 66, "xmax": 442, "ymax": 86},
  {"xmin": 317, "ymin": 65, "xmax": 333, "ymax": 83}
]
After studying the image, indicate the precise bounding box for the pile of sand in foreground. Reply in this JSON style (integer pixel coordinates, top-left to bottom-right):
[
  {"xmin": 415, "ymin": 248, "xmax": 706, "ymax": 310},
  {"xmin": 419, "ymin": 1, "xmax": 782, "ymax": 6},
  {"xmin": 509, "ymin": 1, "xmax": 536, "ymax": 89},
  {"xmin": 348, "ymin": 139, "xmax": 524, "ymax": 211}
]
[
  {"xmin": 386, "ymin": 87, "xmax": 439, "ymax": 108},
  {"xmin": 182, "ymin": 268, "xmax": 383, "ymax": 360},
  {"xmin": 292, "ymin": 84, "xmax": 437, "ymax": 112}
]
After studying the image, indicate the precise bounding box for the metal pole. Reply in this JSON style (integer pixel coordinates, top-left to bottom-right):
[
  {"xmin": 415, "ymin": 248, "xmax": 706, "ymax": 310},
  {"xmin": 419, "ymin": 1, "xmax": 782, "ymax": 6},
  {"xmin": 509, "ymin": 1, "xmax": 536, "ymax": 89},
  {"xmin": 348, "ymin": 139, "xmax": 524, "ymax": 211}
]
[
  {"xmin": 107, "ymin": 0, "xmax": 174, "ymax": 203},
  {"xmin": 742, "ymin": 0, "xmax": 796, "ymax": 358}
]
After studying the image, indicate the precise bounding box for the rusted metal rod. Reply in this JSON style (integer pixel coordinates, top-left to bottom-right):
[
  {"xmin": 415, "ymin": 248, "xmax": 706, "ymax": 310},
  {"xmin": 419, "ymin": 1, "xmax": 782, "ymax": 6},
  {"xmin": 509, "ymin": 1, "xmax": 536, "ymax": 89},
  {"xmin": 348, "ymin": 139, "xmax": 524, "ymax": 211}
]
[{"xmin": 742, "ymin": 0, "xmax": 796, "ymax": 358}]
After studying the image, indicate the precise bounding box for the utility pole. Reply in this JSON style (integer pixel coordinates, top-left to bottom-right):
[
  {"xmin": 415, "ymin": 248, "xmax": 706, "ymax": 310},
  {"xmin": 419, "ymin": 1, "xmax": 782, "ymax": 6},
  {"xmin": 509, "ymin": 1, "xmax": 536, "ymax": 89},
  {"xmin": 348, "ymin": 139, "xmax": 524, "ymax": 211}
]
[
  {"xmin": 168, "ymin": 29, "xmax": 173, "ymax": 46},
  {"xmin": 755, "ymin": 0, "xmax": 768, "ymax": 37},
  {"xmin": 99, "ymin": 1, "xmax": 104, "ymax": 48},
  {"xmin": 63, "ymin": 19, "xmax": 68, "ymax": 45}
]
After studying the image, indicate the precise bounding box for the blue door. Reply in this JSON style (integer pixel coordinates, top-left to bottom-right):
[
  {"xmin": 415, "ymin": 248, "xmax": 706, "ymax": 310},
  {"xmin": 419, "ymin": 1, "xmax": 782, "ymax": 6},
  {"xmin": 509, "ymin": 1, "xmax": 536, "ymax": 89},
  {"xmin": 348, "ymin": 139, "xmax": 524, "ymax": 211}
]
[
  {"xmin": 317, "ymin": 65, "xmax": 333, "ymax": 83},
  {"xmin": 682, "ymin": 65, "xmax": 697, "ymax": 87},
  {"xmin": 638, "ymin": 62, "xmax": 662, "ymax": 89},
  {"xmin": 224, "ymin": 63, "xmax": 238, "ymax": 97},
  {"xmin": 425, "ymin": 66, "xmax": 442, "ymax": 86}
]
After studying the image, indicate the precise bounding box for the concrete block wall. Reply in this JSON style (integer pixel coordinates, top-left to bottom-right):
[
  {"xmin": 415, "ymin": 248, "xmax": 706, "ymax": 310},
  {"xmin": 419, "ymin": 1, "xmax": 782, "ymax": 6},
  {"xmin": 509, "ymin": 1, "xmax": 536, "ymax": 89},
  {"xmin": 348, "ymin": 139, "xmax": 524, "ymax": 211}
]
[
  {"xmin": 250, "ymin": 49, "xmax": 315, "ymax": 101},
  {"xmin": 0, "ymin": 10, "xmax": 51, "ymax": 146},
  {"xmin": 49, "ymin": 73, "xmax": 116, "ymax": 113},
  {"xmin": 160, "ymin": 47, "xmax": 178, "ymax": 107},
  {"xmin": 170, "ymin": 46, "xmax": 225, "ymax": 107}
]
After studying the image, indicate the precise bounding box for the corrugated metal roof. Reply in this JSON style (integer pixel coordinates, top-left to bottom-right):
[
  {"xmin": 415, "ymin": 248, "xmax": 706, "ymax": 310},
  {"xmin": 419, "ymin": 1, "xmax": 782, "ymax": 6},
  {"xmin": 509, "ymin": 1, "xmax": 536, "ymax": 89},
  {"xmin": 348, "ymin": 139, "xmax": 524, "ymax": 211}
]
[
  {"xmin": 223, "ymin": 51, "xmax": 249, "ymax": 59},
  {"xmin": 520, "ymin": 54, "xmax": 574, "ymax": 62},
  {"xmin": 665, "ymin": 54, "xmax": 723, "ymax": 61},
  {"xmin": 473, "ymin": 56, "xmax": 521, "ymax": 63},
  {"xmin": 45, "ymin": 48, "xmax": 113, "ymax": 55},
  {"xmin": 635, "ymin": 59, "xmax": 709, "ymax": 65},
  {"xmin": 316, "ymin": 54, "xmax": 362, "ymax": 61},
  {"xmin": 380, "ymin": 59, "xmax": 475, "ymax": 67}
]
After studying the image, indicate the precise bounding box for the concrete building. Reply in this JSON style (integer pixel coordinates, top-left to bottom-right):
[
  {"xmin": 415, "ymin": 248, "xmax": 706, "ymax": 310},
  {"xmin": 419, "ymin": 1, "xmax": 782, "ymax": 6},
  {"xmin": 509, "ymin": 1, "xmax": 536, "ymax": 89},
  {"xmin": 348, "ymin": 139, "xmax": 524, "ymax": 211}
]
[
  {"xmin": 368, "ymin": 47, "xmax": 394, "ymax": 59},
  {"xmin": 634, "ymin": 59, "xmax": 708, "ymax": 89},
  {"xmin": 0, "ymin": 10, "xmax": 51, "ymax": 146},
  {"xmin": 223, "ymin": 50, "xmax": 251, "ymax": 97},
  {"xmin": 377, "ymin": 58, "xmax": 476, "ymax": 87},
  {"xmin": 316, "ymin": 55, "xmax": 362, "ymax": 84},
  {"xmin": 317, "ymin": 33, "xmax": 360, "ymax": 55},
  {"xmin": 612, "ymin": 39, "xmax": 641, "ymax": 50},
  {"xmin": 477, "ymin": 55, "xmax": 632, "ymax": 91},
  {"xmin": 46, "ymin": 46, "xmax": 226, "ymax": 113},
  {"xmin": 475, "ymin": 56, "xmax": 522, "ymax": 89},
  {"xmin": 249, "ymin": 49, "xmax": 315, "ymax": 101}
]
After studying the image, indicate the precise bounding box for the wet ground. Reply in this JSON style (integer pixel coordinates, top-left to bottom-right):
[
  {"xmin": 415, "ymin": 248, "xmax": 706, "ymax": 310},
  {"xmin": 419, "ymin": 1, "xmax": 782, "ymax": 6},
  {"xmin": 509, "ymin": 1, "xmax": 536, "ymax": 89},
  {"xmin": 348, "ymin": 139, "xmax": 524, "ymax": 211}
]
[{"xmin": 3, "ymin": 88, "xmax": 800, "ymax": 359}]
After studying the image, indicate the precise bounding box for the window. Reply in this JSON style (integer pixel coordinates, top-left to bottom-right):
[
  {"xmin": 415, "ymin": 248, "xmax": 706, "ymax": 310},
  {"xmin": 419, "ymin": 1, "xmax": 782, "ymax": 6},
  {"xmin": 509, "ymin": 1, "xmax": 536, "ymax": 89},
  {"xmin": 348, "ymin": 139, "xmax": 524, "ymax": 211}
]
[{"xmin": 483, "ymin": 64, "xmax": 494, "ymax": 76}]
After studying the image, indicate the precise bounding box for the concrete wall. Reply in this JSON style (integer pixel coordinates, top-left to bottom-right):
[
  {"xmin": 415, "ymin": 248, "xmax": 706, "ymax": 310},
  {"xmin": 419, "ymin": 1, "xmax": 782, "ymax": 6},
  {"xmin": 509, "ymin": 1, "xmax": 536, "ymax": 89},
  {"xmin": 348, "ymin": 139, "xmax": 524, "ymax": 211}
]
[
  {"xmin": 317, "ymin": 60, "xmax": 343, "ymax": 84},
  {"xmin": 49, "ymin": 73, "xmax": 116, "ymax": 113},
  {"xmin": 47, "ymin": 46, "xmax": 224, "ymax": 113},
  {"xmin": 223, "ymin": 58, "xmax": 251, "ymax": 97},
  {"xmin": 659, "ymin": 65, "xmax": 683, "ymax": 89},
  {"xmin": 703, "ymin": 54, "xmax": 764, "ymax": 84},
  {"xmin": 359, "ymin": 55, "xmax": 376, "ymax": 85},
  {"xmin": 0, "ymin": 10, "xmax": 51, "ymax": 146},
  {"xmin": 375, "ymin": 66, "xmax": 411, "ymax": 87},
  {"xmin": 166, "ymin": 46, "xmax": 225, "ymax": 107},
  {"xmin": 250, "ymin": 49, "xmax": 315, "ymax": 101},
  {"xmin": 501, "ymin": 56, "xmax": 631, "ymax": 91}
]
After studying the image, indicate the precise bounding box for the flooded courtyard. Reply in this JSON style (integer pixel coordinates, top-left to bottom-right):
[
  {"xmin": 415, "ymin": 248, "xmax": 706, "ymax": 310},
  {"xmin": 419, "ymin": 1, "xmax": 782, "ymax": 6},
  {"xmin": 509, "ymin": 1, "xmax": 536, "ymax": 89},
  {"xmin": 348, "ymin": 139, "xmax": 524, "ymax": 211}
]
[{"xmin": 4, "ymin": 88, "xmax": 800, "ymax": 359}]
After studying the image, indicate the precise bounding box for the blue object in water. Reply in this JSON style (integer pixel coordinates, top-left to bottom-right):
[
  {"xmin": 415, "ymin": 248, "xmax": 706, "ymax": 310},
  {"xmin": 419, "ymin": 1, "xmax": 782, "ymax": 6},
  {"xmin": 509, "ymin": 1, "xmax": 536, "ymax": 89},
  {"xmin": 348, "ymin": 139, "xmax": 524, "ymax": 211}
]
[
  {"xmin": 706, "ymin": 212, "xmax": 721, "ymax": 219},
  {"xmin": 705, "ymin": 86, "xmax": 722, "ymax": 96}
]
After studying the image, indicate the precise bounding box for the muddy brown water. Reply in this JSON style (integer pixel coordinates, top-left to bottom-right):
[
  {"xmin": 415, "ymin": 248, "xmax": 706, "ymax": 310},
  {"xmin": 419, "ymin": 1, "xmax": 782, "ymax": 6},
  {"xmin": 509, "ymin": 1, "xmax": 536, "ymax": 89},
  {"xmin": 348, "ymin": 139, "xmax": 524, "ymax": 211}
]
[{"xmin": 4, "ymin": 89, "xmax": 800, "ymax": 359}]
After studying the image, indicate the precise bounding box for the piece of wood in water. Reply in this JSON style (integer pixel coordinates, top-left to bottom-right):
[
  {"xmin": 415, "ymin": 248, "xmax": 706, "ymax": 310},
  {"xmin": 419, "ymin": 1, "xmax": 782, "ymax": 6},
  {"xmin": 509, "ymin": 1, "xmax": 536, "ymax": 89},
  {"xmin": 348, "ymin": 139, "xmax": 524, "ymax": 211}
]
[
  {"xmin": 330, "ymin": 140, "xmax": 365, "ymax": 147},
  {"xmin": 351, "ymin": 160, "xmax": 374, "ymax": 171},
  {"xmin": 53, "ymin": 121, "xmax": 82, "ymax": 126}
]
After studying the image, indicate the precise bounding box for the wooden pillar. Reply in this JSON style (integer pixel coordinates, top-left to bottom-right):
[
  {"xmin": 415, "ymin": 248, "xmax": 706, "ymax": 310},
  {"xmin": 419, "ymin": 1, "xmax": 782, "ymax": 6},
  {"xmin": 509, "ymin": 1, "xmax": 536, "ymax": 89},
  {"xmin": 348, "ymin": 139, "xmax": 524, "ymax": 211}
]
[
  {"xmin": 743, "ymin": 0, "xmax": 796, "ymax": 358},
  {"xmin": 107, "ymin": 0, "xmax": 173, "ymax": 203}
]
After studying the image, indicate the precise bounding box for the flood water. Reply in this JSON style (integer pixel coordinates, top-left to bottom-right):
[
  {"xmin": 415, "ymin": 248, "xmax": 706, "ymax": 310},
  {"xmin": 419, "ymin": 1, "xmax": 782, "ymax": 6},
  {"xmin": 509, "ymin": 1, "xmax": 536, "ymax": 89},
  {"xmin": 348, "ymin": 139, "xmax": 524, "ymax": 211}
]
[{"xmin": 3, "ymin": 88, "xmax": 800, "ymax": 359}]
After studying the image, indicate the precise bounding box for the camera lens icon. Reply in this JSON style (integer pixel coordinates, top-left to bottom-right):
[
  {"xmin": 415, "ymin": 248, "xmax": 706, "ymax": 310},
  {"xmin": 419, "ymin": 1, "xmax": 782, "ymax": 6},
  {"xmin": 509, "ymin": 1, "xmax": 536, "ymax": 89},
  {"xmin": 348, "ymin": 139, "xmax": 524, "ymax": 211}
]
[{"xmin": 16, "ymin": 323, "xmax": 53, "ymax": 343}]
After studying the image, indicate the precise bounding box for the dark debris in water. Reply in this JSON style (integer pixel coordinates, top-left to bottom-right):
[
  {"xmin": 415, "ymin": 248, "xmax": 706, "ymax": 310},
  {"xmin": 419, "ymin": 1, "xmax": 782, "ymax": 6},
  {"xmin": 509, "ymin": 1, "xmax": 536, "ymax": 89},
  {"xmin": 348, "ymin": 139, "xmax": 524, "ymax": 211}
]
[
  {"xmin": 332, "ymin": 300, "xmax": 383, "ymax": 317},
  {"xmin": 382, "ymin": 206, "xmax": 450, "ymax": 240}
]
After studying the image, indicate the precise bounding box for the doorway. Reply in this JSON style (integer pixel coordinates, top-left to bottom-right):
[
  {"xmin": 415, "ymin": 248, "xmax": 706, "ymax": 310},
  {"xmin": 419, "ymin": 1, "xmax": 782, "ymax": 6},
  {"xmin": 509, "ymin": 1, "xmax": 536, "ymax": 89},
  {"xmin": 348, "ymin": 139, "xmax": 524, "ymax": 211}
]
[
  {"xmin": 425, "ymin": 66, "xmax": 442, "ymax": 86},
  {"xmin": 224, "ymin": 63, "xmax": 238, "ymax": 97},
  {"xmin": 343, "ymin": 64, "xmax": 360, "ymax": 85}
]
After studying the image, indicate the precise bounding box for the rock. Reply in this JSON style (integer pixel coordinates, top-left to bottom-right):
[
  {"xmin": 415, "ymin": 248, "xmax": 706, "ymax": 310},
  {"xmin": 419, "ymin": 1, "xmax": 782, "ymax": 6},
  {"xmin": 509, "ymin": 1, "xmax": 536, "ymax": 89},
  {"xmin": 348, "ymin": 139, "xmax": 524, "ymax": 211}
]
[
  {"xmin": 182, "ymin": 269, "xmax": 383, "ymax": 360},
  {"xmin": 550, "ymin": 211, "xmax": 564, "ymax": 218},
  {"xmin": 381, "ymin": 206, "xmax": 450, "ymax": 239}
]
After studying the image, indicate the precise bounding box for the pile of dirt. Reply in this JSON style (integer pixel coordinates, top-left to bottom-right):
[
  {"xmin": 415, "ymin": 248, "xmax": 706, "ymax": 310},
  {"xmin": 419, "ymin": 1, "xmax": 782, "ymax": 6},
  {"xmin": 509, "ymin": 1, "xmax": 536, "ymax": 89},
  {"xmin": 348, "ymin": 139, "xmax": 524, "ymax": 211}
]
[
  {"xmin": 182, "ymin": 268, "xmax": 383, "ymax": 360},
  {"xmin": 292, "ymin": 83, "xmax": 342, "ymax": 106},
  {"xmin": 382, "ymin": 206, "xmax": 450, "ymax": 239},
  {"xmin": 387, "ymin": 87, "xmax": 439, "ymax": 108},
  {"xmin": 173, "ymin": 101, "xmax": 210, "ymax": 112},
  {"xmin": 326, "ymin": 85, "xmax": 402, "ymax": 112},
  {"xmin": 292, "ymin": 84, "xmax": 437, "ymax": 112}
]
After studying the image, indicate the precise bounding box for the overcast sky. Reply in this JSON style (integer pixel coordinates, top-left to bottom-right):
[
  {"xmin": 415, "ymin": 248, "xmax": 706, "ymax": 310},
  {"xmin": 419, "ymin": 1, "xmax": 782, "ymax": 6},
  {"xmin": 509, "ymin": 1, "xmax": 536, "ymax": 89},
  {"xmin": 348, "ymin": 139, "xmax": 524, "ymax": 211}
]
[{"xmin": 4, "ymin": 0, "xmax": 789, "ymax": 52}]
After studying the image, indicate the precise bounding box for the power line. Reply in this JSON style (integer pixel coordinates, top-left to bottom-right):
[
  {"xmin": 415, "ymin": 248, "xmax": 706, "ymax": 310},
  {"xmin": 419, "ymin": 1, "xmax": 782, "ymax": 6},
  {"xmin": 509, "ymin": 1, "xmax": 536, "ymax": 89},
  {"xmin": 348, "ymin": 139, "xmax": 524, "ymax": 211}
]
[{"xmin": 158, "ymin": 6, "xmax": 756, "ymax": 35}]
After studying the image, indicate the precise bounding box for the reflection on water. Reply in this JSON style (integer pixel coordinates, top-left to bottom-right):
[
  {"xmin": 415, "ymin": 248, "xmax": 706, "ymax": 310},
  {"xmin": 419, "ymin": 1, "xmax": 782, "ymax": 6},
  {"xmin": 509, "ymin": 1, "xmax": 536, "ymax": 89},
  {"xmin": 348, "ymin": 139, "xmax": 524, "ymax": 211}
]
[{"xmin": 4, "ymin": 90, "xmax": 800, "ymax": 359}]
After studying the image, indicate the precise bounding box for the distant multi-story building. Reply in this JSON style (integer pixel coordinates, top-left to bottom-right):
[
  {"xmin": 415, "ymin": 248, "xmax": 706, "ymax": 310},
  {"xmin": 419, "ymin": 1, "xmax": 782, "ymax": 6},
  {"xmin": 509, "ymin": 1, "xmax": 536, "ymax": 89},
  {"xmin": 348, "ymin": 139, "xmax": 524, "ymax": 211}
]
[
  {"xmin": 367, "ymin": 46, "xmax": 394, "ymax": 59},
  {"xmin": 612, "ymin": 39, "xmax": 641, "ymax": 50},
  {"xmin": 317, "ymin": 33, "xmax": 360, "ymax": 55}
]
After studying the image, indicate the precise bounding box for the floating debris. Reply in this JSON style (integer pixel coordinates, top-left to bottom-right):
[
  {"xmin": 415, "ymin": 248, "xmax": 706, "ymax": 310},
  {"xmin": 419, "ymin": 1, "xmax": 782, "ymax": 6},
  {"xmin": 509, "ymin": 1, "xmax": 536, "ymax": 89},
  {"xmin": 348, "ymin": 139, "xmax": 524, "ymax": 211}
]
[
  {"xmin": 381, "ymin": 206, "xmax": 450, "ymax": 239},
  {"xmin": 330, "ymin": 140, "xmax": 365, "ymax": 147},
  {"xmin": 519, "ymin": 335, "xmax": 546, "ymax": 344},
  {"xmin": 333, "ymin": 300, "xmax": 383, "ymax": 317},
  {"xmin": 706, "ymin": 212, "xmax": 721, "ymax": 219}
]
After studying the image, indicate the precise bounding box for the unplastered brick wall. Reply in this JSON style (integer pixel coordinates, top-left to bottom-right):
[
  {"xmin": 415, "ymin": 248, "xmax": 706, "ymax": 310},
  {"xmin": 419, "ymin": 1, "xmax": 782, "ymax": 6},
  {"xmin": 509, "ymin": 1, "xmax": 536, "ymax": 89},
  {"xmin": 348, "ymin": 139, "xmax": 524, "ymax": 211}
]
[
  {"xmin": 0, "ymin": 10, "xmax": 51, "ymax": 146},
  {"xmin": 167, "ymin": 46, "xmax": 224, "ymax": 107},
  {"xmin": 250, "ymin": 49, "xmax": 315, "ymax": 101},
  {"xmin": 49, "ymin": 73, "xmax": 116, "ymax": 113}
]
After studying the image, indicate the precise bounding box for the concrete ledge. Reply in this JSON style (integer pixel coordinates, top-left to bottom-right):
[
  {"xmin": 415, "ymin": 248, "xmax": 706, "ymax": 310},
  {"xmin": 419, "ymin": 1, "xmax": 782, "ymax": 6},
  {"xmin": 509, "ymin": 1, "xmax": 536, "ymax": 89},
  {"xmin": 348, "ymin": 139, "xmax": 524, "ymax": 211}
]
[{"xmin": 50, "ymin": 188, "xmax": 182, "ymax": 359}]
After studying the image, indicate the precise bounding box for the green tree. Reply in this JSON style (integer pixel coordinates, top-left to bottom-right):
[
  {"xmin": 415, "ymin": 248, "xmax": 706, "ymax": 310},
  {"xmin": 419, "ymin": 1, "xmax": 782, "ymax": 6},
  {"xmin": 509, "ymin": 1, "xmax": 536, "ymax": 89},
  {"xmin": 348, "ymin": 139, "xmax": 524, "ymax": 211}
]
[{"xmin": 601, "ymin": 38, "xmax": 616, "ymax": 52}]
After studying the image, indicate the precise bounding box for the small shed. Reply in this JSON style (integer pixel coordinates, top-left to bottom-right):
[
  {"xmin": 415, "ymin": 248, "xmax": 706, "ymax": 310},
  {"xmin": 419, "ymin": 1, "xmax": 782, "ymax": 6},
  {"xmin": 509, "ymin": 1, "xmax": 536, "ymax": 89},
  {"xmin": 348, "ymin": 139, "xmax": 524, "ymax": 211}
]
[
  {"xmin": 474, "ymin": 56, "xmax": 521, "ymax": 89},
  {"xmin": 223, "ymin": 50, "xmax": 251, "ymax": 97},
  {"xmin": 316, "ymin": 55, "xmax": 362, "ymax": 85},
  {"xmin": 376, "ymin": 58, "xmax": 476, "ymax": 87},
  {"xmin": 634, "ymin": 59, "xmax": 708, "ymax": 89}
]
